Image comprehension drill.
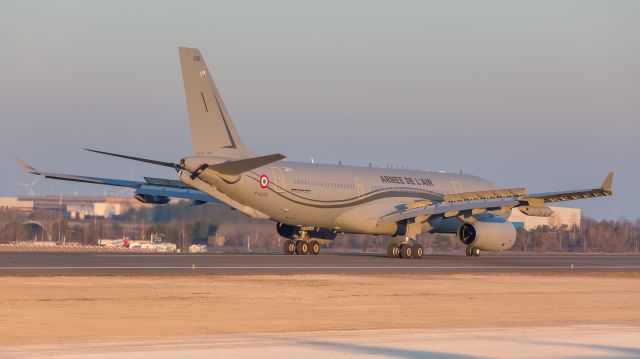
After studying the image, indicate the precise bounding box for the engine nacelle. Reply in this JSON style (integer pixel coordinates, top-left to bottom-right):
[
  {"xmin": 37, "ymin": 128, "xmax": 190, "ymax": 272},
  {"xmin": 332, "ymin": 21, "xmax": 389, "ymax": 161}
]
[
  {"xmin": 456, "ymin": 221, "xmax": 516, "ymax": 251},
  {"xmin": 134, "ymin": 193, "xmax": 171, "ymax": 204}
]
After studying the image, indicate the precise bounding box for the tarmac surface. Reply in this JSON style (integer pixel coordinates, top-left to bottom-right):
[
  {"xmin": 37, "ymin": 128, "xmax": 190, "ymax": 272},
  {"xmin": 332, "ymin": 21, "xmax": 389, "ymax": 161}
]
[
  {"xmin": 0, "ymin": 252, "xmax": 638, "ymax": 275},
  {"xmin": 4, "ymin": 325, "xmax": 640, "ymax": 359}
]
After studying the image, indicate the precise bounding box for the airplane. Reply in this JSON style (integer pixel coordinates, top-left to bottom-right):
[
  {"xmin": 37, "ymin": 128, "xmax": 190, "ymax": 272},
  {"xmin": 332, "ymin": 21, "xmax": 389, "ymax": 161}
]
[{"xmin": 14, "ymin": 47, "xmax": 614, "ymax": 259}]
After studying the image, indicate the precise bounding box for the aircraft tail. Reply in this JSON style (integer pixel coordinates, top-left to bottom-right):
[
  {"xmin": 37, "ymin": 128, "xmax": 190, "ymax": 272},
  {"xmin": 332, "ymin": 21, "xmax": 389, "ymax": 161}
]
[{"xmin": 179, "ymin": 47, "xmax": 253, "ymax": 158}]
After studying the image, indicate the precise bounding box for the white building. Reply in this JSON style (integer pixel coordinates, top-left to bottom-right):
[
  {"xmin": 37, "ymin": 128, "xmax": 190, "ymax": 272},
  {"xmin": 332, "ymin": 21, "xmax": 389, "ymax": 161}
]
[
  {"xmin": 509, "ymin": 206, "xmax": 581, "ymax": 230},
  {"xmin": 0, "ymin": 196, "xmax": 151, "ymax": 219},
  {"xmin": 0, "ymin": 197, "xmax": 34, "ymax": 212}
]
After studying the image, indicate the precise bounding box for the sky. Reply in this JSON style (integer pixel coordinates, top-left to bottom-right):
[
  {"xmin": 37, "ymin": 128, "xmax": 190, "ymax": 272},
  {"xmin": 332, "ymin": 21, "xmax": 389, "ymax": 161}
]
[{"xmin": 1, "ymin": 0, "xmax": 638, "ymax": 220}]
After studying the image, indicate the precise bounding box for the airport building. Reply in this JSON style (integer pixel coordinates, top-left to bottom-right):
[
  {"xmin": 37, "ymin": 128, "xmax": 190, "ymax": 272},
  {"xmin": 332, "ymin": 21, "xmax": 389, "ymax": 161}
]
[
  {"xmin": 509, "ymin": 206, "xmax": 581, "ymax": 230},
  {"xmin": 0, "ymin": 196, "xmax": 151, "ymax": 219},
  {"xmin": 0, "ymin": 197, "xmax": 34, "ymax": 212}
]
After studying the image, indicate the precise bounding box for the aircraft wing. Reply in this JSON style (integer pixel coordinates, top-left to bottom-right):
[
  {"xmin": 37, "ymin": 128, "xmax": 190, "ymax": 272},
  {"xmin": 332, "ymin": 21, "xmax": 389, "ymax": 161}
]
[
  {"xmin": 523, "ymin": 172, "xmax": 613, "ymax": 203},
  {"xmin": 378, "ymin": 197, "xmax": 520, "ymax": 226},
  {"xmin": 13, "ymin": 156, "xmax": 218, "ymax": 204},
  {"xmin": 377, "ymin": 173, "xmax": 613, "ymax": 226}
]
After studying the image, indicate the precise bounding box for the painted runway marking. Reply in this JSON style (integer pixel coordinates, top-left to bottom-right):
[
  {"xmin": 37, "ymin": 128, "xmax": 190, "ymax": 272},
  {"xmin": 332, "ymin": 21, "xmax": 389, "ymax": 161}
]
[
  {"xmin": 77, "ymin": 253, "xmax": 639, "ymax": 258},
  {"xmin": 0, "ymin": 266, "xmax": 639, "ymax": 270}
]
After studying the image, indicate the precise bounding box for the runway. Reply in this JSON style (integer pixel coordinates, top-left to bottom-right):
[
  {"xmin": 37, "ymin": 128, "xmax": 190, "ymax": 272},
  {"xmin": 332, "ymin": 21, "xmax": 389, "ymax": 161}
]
[{"xmin": 0, "ymin": 252, "xmax": 637, "ymax": 275}]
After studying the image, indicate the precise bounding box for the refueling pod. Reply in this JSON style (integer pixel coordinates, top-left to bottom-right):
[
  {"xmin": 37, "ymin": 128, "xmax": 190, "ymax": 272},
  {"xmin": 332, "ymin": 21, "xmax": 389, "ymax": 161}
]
[
  {"xmin": 134, "ymin": 193, "xmax": 171, "ymax": 204},
  {"xmin": 456, "ymin": 221, "xmax": 517, "ymax": 251},
  {"xmin": 518, "ymin": 205, "xmax": 553, "ymax": 217}
]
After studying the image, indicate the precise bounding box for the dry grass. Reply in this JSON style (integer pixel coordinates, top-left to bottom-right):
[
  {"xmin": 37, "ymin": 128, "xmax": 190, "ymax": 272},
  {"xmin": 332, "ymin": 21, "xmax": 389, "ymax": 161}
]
[{"xmin": 0, "ymin": 273, "xmax": 639, "ymax": 344}]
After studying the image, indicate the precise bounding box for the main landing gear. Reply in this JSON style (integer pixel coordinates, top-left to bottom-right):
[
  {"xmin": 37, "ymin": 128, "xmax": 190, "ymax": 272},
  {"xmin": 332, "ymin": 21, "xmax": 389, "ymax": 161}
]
[
  {"xmin": 283, "ymin": 239, "xmax": 321, "ymax": 255},
  {"xmin": 465, "ymin": 246, "xmax": 481, "ymax": 257},
  {"xmin": 283, "ymin": 228, "xmax": 321, "ymax": 255},
  {"xmin": 387, "ymin": 242, "xmax": 424, "ymax": 259}
]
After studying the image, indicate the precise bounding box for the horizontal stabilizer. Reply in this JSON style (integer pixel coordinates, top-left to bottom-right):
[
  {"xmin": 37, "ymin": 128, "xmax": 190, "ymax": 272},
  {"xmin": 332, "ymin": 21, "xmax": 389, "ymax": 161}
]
[
  {"xmin": 207, "ymin": 153, "xmax": 286, "ymax": 176},
  {"xmin": 85, "ymin": 149, "xmax": 178, "ymax": 169}
]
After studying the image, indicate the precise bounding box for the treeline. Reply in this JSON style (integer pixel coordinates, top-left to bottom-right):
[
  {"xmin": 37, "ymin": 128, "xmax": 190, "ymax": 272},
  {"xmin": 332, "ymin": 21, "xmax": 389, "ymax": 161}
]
[
  {"xmin": 513, "ymin": 218, "xmax": 640, "ymax": 253},
  {"xmin": 1, "ymin": 202, "xmax": 639, "ymax": 253}
]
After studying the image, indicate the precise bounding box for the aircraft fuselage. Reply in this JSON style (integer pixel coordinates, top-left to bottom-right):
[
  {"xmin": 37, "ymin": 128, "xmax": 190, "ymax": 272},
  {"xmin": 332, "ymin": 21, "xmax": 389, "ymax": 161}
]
[{"xmin": 180, "ymin": 156, "xmax": 503, "ymax": 235}]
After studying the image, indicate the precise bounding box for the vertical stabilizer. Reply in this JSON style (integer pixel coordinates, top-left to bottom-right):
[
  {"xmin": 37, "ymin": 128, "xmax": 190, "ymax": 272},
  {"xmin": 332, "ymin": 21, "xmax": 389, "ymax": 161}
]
[{"xmin": 179, "ymin": 47, "xmax": 253, "ymax": 158}]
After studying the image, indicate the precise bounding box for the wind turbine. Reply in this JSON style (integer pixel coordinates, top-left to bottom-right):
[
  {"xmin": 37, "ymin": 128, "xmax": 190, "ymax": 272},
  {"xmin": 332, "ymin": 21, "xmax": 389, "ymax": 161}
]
[{"xmin": 16, "ymin": 177, "xmax": 38, "ymax": 196}]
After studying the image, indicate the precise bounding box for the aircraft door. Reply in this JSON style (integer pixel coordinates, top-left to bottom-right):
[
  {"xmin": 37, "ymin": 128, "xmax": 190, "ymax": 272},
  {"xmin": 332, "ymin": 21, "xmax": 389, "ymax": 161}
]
[
  {"xmin": 270, "ymin": 167, "xmax": 286, "ymax": 193},
  {"xmin": 451, "ymin": 181, "xmax": 463, "ymax": 194},
  {"xmin": 354, "ymin": 177, "xmax": 364, "ymax": 199}
]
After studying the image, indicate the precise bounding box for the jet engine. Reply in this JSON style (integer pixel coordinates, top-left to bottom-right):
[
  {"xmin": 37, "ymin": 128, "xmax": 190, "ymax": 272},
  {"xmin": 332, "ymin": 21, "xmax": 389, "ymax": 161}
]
[
  {"xmin": 456, "ymin": 221, "xmax": 516, "ymax": 251},
  {"xmin": 134, "ymin": 193, "xmax": 171, "ymax": 204}
]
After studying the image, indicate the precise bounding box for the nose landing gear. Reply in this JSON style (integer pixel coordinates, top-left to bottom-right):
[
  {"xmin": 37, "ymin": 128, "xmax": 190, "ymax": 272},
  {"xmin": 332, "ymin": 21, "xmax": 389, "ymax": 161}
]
[{"xmin": 465, "ymin": 246, "xmax": 480, "ymax": 257}]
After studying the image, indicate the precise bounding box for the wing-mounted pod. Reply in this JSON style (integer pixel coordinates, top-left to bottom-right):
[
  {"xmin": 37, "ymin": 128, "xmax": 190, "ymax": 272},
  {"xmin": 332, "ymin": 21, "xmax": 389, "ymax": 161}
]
[
  {"xmin": 134, "ymin": 193, "xmax": 171, "ymax": 204},
  {"xmin": 517, "ymin": 198, "xmax": 553, "ymax": 217},
  {"xmin": 518, "ymin": 205, "xmax": 553, "ymax": 217}
]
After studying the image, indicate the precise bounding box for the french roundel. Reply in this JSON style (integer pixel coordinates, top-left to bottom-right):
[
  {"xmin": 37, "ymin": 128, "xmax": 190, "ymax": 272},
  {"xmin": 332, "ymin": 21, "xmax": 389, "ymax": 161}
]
[{"xmin": 259, "ymin": 174, "xmax": 269, "ymax": 189}]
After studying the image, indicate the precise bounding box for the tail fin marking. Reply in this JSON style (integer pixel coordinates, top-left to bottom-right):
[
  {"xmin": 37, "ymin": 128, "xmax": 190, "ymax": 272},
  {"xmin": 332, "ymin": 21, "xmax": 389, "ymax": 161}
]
[{"xmin": 179, "ymin": 47, "xmax": 253, "ymax": 158}]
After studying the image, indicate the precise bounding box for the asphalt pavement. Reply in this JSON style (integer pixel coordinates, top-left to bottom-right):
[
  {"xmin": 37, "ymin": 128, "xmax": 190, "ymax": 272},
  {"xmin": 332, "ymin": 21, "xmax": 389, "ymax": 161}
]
[{"xmin": 0, "ymin": 252, "xmax": 637, "ymax": 275}]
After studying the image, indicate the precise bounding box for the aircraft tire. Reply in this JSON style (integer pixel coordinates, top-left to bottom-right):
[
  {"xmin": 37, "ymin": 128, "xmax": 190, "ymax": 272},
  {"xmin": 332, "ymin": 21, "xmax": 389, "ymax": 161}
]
[
  {"xmin": 472, "ymin": 247, "xmax": 481, "ymax": 257},
  {"xmin": 465, "ymin": 246, "xmax": 473, "ymax": 257},
  {"xmin": 309, "ymin": 240, "xmax": 320, "ymax": 255},
  {"xmin": 387, "ymin": 243, "xmax": 400, "ymax": 258},
  {"xmin": 283, "ymin": 240, "xmax": 296, "ymax": 255},
  {"xmin": 412, "ymin": 244, "xmax": 424, "ymax": 259},
  {"xmin": 399, "ymin": 244, "xmax": 413, "ymax": 259},
  {"xmin": 295, "ymin": 240, "xmax": 309, "ymax": 255}
]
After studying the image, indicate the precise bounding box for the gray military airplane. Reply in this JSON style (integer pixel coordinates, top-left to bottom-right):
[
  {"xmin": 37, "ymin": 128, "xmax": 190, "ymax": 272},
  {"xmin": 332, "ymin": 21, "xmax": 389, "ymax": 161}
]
[{"xmin": 15, "ymin": 47, "xmax": 613, "ymax": 259}]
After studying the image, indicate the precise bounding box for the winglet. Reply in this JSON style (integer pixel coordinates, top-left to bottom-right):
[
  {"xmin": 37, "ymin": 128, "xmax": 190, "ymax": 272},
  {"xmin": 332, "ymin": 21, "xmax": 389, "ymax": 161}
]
[
  {"xmin": 600, "ymin": 172, "xmax": 614, "ymax": 192},
  {"xmin": 12, "ymin": 156, "xmax": 41, "ymax": 175}
]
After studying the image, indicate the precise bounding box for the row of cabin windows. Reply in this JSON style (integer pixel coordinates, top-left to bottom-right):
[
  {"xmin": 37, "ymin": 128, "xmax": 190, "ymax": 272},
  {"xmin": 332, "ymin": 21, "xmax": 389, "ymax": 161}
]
[
  {"xmin": 293, "ymin": 178, "xmax": 355, "ymax": 189},
  {"xmin": 371, "ymin": 185, "xmax": 448, "ymax": 195},
  {"xmin": 293, "ymin": 181, "xmax": 448, "ymax": 196}
]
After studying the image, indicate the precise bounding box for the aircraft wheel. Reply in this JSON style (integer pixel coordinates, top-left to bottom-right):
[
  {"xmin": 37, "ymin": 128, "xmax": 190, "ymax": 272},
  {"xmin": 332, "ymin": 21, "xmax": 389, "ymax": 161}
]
[
  {"xmin": 387, "ymin": 243, "xmax": 400, "ymax": 258},
  {"xmin": 465, "ymin": 246, "xmax": 473, "ymax": 257},
  {"xmin": 283, "ymin": 240, "xmax": 296, "ymax": 255},
  {"xmin": 471, "ymin": 247, "xmax": 481, "ymax": 257},
  {"xmin": 295, "ymin": 240, "xmax": 309, "ymax": 255},
  {"xmin": 399, "ymin": 244, "xmax": 413, "ymax": 259},
  {"xmin": 309, "ymin": 240, "xmax": 320, "ymax": 255},
  {"xmin": 412, "ymin": 244, "xmax": 424, "ymax": 259}
]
